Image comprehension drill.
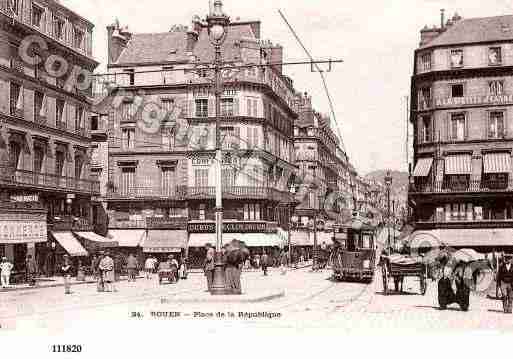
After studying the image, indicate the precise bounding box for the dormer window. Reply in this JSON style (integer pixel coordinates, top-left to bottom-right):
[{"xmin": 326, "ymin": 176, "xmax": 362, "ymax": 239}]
[
  {"xmin": 31, "ymin": 4, "xmax": 44, "ymax": 28},
  {"xmin": 489, "ymin": 47, "xmax": 502, "ymax": 65},
  {"xmin": 450, "ymin": 49, "xmax": 463, "ymax": 68}
]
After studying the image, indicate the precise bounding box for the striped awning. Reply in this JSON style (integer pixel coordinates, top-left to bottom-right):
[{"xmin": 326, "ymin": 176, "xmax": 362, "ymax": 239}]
[
  {"xmin": 484, "ymin": 152, "xmax": 511, "ymax": 174},
  {"xmin": 413, "ymin": 158, "xmax": 433, "ymax": 177},
  {"xmin": 142, "ymin": 230, "xmax": 187, "ymax": 253},
  {"xmin": 51, "ymin": 232, "xmax": 88, "ymax": 257},
  {"xmin": 445, "ymin": 154, "xmax": 472, "ymax": 175}
]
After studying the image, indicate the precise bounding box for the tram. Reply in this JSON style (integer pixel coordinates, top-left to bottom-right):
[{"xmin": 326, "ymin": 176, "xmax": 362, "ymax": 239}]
[{"xmin": 331, "ymin": 217, "xmax": 377, "ymax": 282}]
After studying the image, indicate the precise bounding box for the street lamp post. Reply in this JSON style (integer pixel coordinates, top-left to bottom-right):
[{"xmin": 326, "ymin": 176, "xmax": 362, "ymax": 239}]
[
  {"xmin": 384, "ymin": 171, "xmax": 393, "ymax": 250},
  {"xmin": 207, "ymin": 0, "xmax": 230, "ymax": 295}
]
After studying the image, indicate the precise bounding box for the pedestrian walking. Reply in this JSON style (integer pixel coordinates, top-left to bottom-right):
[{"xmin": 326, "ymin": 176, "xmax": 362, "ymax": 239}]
[
  {"xmin": 99, "ymin": 251, "xmax": 116, "ymax": 292},
  {"xmin": 204, "ymin": 244, "xmax": 215, "ymax": 291},
  {"xmin": 91, "ymin": 254, "xmax": 100, "ymax": 280},
  {"xmin": 261, "ymin": 251, "xmax": 269, "ymax": 276},
  {"xmin": 498, "ymin": 254, "xmax": 513, "ymax": 313},
  {"xmin": 61, "ymin": 255, "xmax": 72, "ymax": 295},
  {"xmin": 126, "ymin": 253, "xmax": 138, "ymax": 282},
  {"xmin": 145, "ymin": 255, "xmax": 154, "ymax": 279},
  {"xmin": 25, "ymin": 254, "xmax": 38, "ymax": 286},
  {"xmin": 0, "ymin": 257, "xmax": 13, "ymax": 288},
  {"xmin": 280, "ymin": 250, "xmax": 288, "ymax": 275}
]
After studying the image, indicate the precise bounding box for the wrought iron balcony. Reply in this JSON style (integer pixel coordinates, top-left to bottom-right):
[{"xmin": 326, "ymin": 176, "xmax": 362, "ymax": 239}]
[
  {"xmin": 409, "ymin": 179, "xmax": 513, "ymax": 194},
  {"xmin": 0, "ymin": 166, "xmax": 100, "ymax": 195},
  {"xmin": 106, "ymin": 185, "xmax": 295, "ymax": 203}
]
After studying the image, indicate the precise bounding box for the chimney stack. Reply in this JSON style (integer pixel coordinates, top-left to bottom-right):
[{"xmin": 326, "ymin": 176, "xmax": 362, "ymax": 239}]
[{"xmin": 440, "ymin": 9, "xmax": 445, "ymax": 29}]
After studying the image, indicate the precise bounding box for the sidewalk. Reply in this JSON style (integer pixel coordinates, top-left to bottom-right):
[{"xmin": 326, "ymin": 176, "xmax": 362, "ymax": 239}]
[{"xmin": 0, "ymin": 274, "xmax": 144, "ymax": 293}]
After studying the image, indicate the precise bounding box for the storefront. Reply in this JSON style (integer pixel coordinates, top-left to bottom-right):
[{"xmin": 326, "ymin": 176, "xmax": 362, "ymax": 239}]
[
  {"xmin": 0, "ymin": 204, "xmax": 47, "ymax": 271},
  {"xmin": 141, "ymin": 230, "xmax": 187, "ymax": 262}
]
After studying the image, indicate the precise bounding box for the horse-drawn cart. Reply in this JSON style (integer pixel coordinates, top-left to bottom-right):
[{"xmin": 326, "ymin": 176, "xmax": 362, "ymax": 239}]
[{"xmin": 380, "ymin": 254, "xmax": 427, "ymax": 295}]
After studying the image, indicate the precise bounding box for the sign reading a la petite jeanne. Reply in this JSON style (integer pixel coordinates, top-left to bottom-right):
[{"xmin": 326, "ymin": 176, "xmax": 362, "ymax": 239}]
[
  {"xmin": 435, "ymin": 94, "xmax": 513, "ymax": 108},
  {"xmin": 0, "ymin": 220, "xmax": 47, "ymax": 243}
]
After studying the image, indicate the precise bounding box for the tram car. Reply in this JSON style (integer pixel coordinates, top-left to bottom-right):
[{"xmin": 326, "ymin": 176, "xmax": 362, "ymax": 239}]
[{"xmin": 331, "ymin": 219, "xmax": 377, "ymax": 282}]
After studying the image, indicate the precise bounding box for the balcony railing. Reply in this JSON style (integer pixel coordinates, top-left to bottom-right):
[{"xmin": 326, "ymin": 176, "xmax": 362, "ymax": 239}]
[
  {"xmin": 48, "ymin": 216, "xmax": 93, "ymax": 232},
  {"xmin": 0, "ymin": 166, "xmax": 100, "ymax": 195},
  {"xmin": 415, "ymin": 220, "xmax": 513, "ymax": 230},
  {"xmin": 410, "ymin": 179, "xmax": 513, "ymax": 194},
  {"xmin": 107, "ymin": 185, "xmax": 295, "ymax": 202}
]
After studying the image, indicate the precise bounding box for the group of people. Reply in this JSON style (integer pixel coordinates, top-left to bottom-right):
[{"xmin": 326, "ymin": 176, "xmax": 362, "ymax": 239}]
[{"xmin": 204, "ymin": 242, "xmax": 249, "ymax": 294}]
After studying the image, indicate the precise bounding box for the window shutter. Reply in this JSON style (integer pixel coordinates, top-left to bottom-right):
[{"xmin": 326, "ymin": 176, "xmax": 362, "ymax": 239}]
[
  {"xmin": 246, "ymin": 98, "xmax": 251, "ymax": 116},
  {"xmin": 464, "ymin": 112, "xmax": 469, "ymax": 139},
  {"xmin": 40, "ymin": 94, "xmax": 47, "ymax": 117},
  {"xmin": 208, "ymin": 98, "xmax": 214, "ymax": 117},
  {"xmin": 16, "ymin": 86, "xmax": 23, "ymax": 110},
  {"xmin": 188, "ymin": 100, "xmax": 194, "ymax": 117},
  {"xmin": 445, "ymin": 114, "xmax": 450, "ymax": 141},
  {"xmin": 504, "ymin": 112, "xmax": 508, "ymax": 139},
  {"xmin": 234, "ymin": 126, "xmax": 240, "ymax": 149},
  {"xmin": 254, "ymin": 128, "xmax": 259, "ymax": 149},
  {"xmin": 233, "ymin": 98, "xmax": 239, "ymax": 116},
  {"xmin": 485, "ymin": 112, "xmax": 490, "ymax": 139}
]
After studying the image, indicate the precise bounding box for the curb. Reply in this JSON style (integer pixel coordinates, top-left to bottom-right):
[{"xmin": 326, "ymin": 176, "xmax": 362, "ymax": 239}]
[
  {"xmin": 0, "ymin": 276, "xmax": 146, "ymax": 293},
  {"xmin": 162, "ymin": 290, "xmax": 285, "ymax": 304}
]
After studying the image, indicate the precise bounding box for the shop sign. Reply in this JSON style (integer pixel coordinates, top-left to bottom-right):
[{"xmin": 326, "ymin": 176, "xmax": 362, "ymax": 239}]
[
  {"xmin": 0, "ymin": 220, "xmax": 47, "ymax": 243},
  {"xmin": 434, "ymin": 94, "xmax": 513, "ymax": 108},
  {"xmin": 188, "ymin": 222, "xmax": 268, "ymax": 233},
  {"xmin": 10, "ymin": 194, "xmax": 39, "ymax": 202}
]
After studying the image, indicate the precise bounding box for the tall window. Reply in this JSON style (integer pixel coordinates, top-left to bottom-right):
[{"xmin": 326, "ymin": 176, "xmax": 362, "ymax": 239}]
[
  {"xmin": 53, "ymin": 16, "xmax": 65, "ymax": 40},
  {"xmin": 75, "ymin": 106, "xmax": 84, "ymax": 130},
  {"xmin": 74, "ymin": 154, "xmax": 83, "ymax": 179},
  {"xmin": 244, "ymin": 203, "xmax": 261, "ymax": 220},
  {"xmin": 31, "ymin": 4, "xmax": 44, "ymax": 28},
  {"xmin": 161, "ymin": 167, "xmax": 176, "ymax": 196},
  {"xmin": 33, "ymin": 145, "xmax": 44, "ymax": 173},
  {"xmin": 73, "ymin": 27, "xmax": 84, "ymax": 50},
  {"xmin": 222, "ymin": 168, "xmax": 235, "ymax": 187},
  {"xmin": 418, "ymin": 87, "xmax": 431, "ymax": 110},
  {"xmin": 9, "ymin": 142, "xmax": 21, "ymax": 169},
  {"xmin": 489, "ymin": 47, "xmax": 502, "ymax": 65},
  {"xmin": 489, "ymin": 80, "xmax": 504, "ymax": 96},
  {"xmin": 247, "ymin": 127, "xmax": 259, "ymax": 149},
  {"xmin": 220, "ymin": 98, "xmax": 234, "ymax": 116},
  {"xmin": 421, "ymin": 52, "xmax": 432, "ymax": 71},
  {"xmin": 56, "ymin": 99, "xmax": 65, "ymax": 126},
  {"xmin": 246, "ymin": 97, "xmax": 258, "ymax": 117},
  {"xmin": 120, "ymin": 102, "xmax": 135, "ymax": 121},
  {"xmin": 451, "ymin": 84, "xmax": 464, "ymax": 98},
  {"xmin": 450, "ymin": 113, "xmax": 466, "ymax": 141},
  {"xmin": 421, "ymin": 116, "xmax": 432, "ymax": 143},
  {"xmin": 450, "ymin": 49, "xmax": 463, "ymax": 67},
  {"xmin": 195, "ymin": 99, "xmax": 208, "ymax": 117},
  {"xmin": 161, "ymin": 99, "xmax": 174, "ymax": 116},
  {"xmin": 34, "ymin": 91, "xmax": 44, "ymax": 122},
  {"xmin": 489, "ymin": 111, "xmax": 505, "ymax": 139},
  {"xmin": 121, "ymin": 128, "xmax": 135, "ymax": 150},
  {"xmin": 9, "ymin": 82, "xmax": 21, "ymax": 116},
  {"xmin": 120, "ymin": 167, "xmax": 136, "ymax": 196},
  {"xmin": 194, "ymin": 168, "xmax": 209, "ymax": 187},
  {"xmin": 162, "ymin": 128, "xmax": 174, "ymax": 150},
  {"xmin": 55, "ymin": 151, "xmax": 65, "ymax": 176},
  {"xmin": 9, "ymin": 0, "xmax": 19, "ymax": 15}
]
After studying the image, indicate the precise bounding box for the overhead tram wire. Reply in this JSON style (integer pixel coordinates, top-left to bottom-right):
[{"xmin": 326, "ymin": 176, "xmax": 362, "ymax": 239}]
[{"xmin": 277, "ymin": 9, "xmax": 347, "ymax": 157}]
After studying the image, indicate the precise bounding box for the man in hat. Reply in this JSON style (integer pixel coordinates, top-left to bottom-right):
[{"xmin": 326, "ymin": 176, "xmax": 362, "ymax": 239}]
[
  {"xmin": 25, "ymin": 254, "xmax": 38, "ymax": 286},
  {"xmin": 0, "ymin": 257, "xmax": 13, "ymax": 288},
  {"xmin": 99, "ymin": 251, "xmax": 116, "ymax": 292},
  {"xmin": 498, "ymin": 254, "xmax": 513, "ymax": 313},
  {"xmin": 126, "ymin": 253, "xmax": 138, "ymax": 282}
]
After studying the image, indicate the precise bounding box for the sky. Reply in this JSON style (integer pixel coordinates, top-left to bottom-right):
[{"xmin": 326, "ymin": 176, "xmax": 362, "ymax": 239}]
[{"xmin": 61, "ymin": 0, "xmax": 513, "ymax": 175}]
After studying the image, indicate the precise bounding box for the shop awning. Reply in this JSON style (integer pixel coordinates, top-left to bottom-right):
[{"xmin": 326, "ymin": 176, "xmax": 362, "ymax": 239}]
[
  {"xmin": 484, "ymin": 152, "xmax": 511, "ymax": 173},
  {"xmin": 445, "ymin": 154, "xmax": 472, "ymax": 175},
  {"xmin": 51, "ymin": 232, "xmax": 88, "ymax": 257},
  {"xmin": 222, "ymin": 233, "xmax": 284, "ymax": 247},
  {"xmin": 142, "ymin": 230, "xmax": 187, "ymax": 253},
  {"xmin": 106, "ymin": 230, "xmax": 145, "ymax": 247},
  {"xmin": 290, "ymin": 231, "xmax": 312, "ymax": 246},
  {"xmin": 408, "ymin": 228, "xmax": 513, "ymax": 248},
  {"xmin": 74, "ymin": 232, "xmax": 118, "ymax": 248},
  {"xmin": 413, "ymin": 158, "xmax": 433, "ymax": 177},
  {"xmin": 187, "ymin": 233, "xmax": 216, "ymax": 248}
]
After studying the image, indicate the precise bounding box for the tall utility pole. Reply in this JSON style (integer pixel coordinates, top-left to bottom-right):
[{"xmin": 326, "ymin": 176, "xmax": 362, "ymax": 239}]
[
  {"xmin": 207, "ymin": 0, "xmax": 230, "ymax": 295},
  {"xmin": 384, "ymin": 171, "xmax": 393, "ymax": 250}
]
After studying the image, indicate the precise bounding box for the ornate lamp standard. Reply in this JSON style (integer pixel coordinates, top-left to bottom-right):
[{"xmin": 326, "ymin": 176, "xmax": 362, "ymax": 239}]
[
  {"xmin": 384, "ymin": 171, "xmax": 393, "ymax": 249},
  {"xmin": 207, "ymin": 0, "xmax": 230, "ymax": 295}
]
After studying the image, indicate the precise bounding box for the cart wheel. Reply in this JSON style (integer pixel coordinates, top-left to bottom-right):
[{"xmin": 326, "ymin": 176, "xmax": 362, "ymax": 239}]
[
  {"xmin": 420, "ymin": 275, "xmax": 427, "ymax": 295},
  {"xmin": 381, "ymin": 265, "xmax": 388, "ymax": 295}
]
